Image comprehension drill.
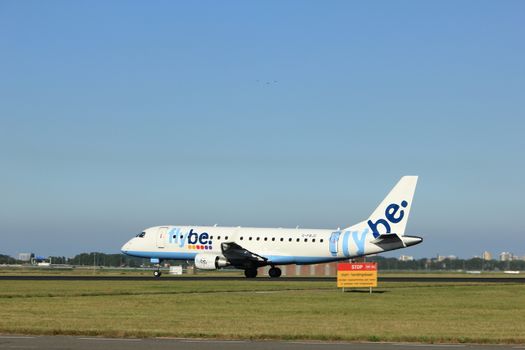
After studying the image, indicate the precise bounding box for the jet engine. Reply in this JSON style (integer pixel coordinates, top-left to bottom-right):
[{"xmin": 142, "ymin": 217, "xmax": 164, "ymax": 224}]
[{"xmin": 194, "ymin": 253, "xmax": 230, "ymax": 270}]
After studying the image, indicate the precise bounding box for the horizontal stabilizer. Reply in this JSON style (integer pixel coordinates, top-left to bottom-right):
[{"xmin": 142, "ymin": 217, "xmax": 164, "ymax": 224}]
[{"xmin": 370, "ymin": 233, "xmax": 405, "ymax": 246}]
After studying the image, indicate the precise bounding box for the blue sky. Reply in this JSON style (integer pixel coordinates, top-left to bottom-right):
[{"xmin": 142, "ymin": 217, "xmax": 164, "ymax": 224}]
[{"xmin": 1, "ymin": 1, "xmax": 524, "ymax": 259}]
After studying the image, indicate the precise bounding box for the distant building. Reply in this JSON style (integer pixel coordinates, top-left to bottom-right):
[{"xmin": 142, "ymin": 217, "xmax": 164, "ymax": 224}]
[
  {"xmin": 437, "ymin": 255, "xmax": 457, "ymax": 262},
  {"xmin": 499, "ymin": 252, "xmax": 513, "ymax": 261},
  {"xmin": 399, "ymin": 255, "xmax": 414, "ymax": 261},
  {"xmin": 482, "ymin": 251, "xmax": 492, "ymax": 261},
  {"xmin": 17, "ymin": 253, "xmax": 32, "ymax": 262}
]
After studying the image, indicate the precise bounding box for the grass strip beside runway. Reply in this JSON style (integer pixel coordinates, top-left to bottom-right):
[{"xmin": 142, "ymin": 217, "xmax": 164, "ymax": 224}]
[{"xmin": 0, "ymin": 280, "xmax": 523, "ymax": 344}]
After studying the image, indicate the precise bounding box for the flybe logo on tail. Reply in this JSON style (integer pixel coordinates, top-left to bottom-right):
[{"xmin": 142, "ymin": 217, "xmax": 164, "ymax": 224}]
[{"xmin": 367, "ymin": 200, "xmax": 408, "ymax": 238}]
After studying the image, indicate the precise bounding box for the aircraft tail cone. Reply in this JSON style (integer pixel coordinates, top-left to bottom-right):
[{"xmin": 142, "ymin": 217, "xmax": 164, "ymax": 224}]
[{"xmin": 401, "ymin": 235, "xmax": 423, "ymax": 247}]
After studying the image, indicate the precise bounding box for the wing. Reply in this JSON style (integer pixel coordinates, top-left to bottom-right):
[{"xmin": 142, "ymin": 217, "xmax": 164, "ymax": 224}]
[{"xmin": 220, "ymin": 242, "xmax": 268, "ymax": 269}]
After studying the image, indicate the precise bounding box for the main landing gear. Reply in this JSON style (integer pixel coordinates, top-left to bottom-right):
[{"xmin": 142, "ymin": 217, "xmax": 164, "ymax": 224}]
[
  {"xmin": 244, "ymin": 268, "xmax": 257, "ymax": 278},
  {"xmin": 268, "ymin": 266, "xmax": 282, "ymax": 278},
  {"xmin": 244, "ymin": 266, "xmax": 282, "ymax": 278}
]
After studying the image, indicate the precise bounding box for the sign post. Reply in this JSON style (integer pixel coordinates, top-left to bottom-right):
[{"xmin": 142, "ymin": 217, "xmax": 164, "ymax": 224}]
[{"xmin": 337, "ymin": 262, "xmax": 377, "ymax": 294}]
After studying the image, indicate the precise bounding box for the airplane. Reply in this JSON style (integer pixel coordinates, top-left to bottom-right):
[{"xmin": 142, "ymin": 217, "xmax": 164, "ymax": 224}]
[{"xmin": 121, "ymin": 176, "xmax": 422, "ymax": 278}]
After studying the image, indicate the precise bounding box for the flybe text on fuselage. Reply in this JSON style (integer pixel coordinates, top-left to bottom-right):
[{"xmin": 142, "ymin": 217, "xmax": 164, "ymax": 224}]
[{"xmin": 168, "ymin": 228, "xmax": 215, "ymax": 250}]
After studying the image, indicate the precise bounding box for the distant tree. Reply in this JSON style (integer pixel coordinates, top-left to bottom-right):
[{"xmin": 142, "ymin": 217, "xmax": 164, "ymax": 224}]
[
  {"xmin": 509, "ymin": 260, "xmax": 525, "ymax": 271},
  {"xmin": 49, "ymin": 256, "xmax": 67, "ymax": 264},
  {"xmin": 67, "ymin": 252, "xmax": 148, "ymax": 267},
  {"xmin": 367, "ymin": 256, "xmax": 524, "ymax": 271},
  {"xmin": 0, "ymin": 254, "xmax": 17, "ymax": 264}
]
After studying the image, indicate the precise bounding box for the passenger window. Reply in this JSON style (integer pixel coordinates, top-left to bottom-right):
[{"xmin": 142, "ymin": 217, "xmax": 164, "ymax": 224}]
[
  {"xmin": 272, "ymin": 237, "xmax": 275, "ymax": 241},
  {"xmin": 256, "ymin": 237, "xmax": 260, "ymax": 241},
  {"xmin": 304, "ymin": 238, "xmax": 308, "ymax": 242},
  {"xmin": 225, "ymin": 236, "xmax": 229, "ymax": 240},
  {"xmin": 280, "ymin": 238, "xmax": 284, "ymax": 242},
  {"xmin": 218, "ymin": 236, "xmax": 221, "ymax": 240},
  {"xmin": 249, "ymin": 237, "xmax": 252, "ymax": 241},
  {"xmin": 296, "ymin": 238, "xmax": 300, "ymax": 242},
  {"xmin": 288, "ymin": 238, "xmax": 292, "ymax": 242},
  {"xmin": 320, "ymin": 239, "xmax": 324, "ymax": 243},
  {"xmin": 264, "ymin": 237, "xmax": 267, "ymax": 241},
  {"xmin": 312, "ymin": 239, "xmax": 316, "ymax": 242},
  {"xmin": 210, "ymin": 236, "xmax": 214, "ymax": 240}
]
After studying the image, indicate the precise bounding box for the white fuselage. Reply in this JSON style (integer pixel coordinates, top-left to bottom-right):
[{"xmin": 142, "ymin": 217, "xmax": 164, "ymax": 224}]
[{"xmin": 121, "ymin": 224, "xmax": 419, "ymax": 265}]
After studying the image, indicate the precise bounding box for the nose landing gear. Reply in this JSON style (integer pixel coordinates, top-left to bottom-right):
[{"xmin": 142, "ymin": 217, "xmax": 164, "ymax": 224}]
[{"xmin": 150, "ymin": 258, "xmax": 162, "ymax": 278}]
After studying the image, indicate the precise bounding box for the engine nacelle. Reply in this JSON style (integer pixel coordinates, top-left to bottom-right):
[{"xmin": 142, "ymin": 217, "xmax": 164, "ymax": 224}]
[{"xmin": 194, "ymin": 253, "xmax": 230, "ymax": 270}]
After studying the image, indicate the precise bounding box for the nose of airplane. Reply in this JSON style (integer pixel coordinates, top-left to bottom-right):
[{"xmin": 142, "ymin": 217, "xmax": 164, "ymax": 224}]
[{"xmin": 121, "ymin": 240, "xmax": 131, "ymax": 254}]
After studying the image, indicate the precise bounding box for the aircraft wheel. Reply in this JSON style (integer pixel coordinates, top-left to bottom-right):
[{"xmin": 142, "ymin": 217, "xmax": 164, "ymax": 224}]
[
  {"xmin": 269, "ymin": 267, "xmax": 282, "ymax": 278},
  {"xmin": 153, "ymin": 270, "xmax": 162, "ymax": 278},
  {"xmin": 244, "ymin": 268, "xmax": 257, "ymax": 278}
]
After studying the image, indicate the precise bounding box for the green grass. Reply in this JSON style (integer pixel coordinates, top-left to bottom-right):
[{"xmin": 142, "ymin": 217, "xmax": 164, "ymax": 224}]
[
  {"xmin": 0, "ymin": 266, "xmax": 245, "ymax": 277},
  {"xmin": 0, "ymin": 279, "xmax": 524, "ymax": 344},
  {"xmin": 2, "ymin": 266, "xmax": 522, "ymax": 278},
  {"xmin": 379, "ymin": 270, "xmax": 524, "ymax": 278}
]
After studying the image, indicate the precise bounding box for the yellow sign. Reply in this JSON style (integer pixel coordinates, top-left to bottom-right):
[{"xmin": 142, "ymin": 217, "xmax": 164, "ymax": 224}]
[{"xmin": 337, "ymin": 263, "xmax": 377, "ymax": 288}]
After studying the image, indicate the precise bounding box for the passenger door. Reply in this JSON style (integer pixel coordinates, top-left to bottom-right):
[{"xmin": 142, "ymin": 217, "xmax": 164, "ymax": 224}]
[{"xmin": 157, "ymin": 227, "xmax": 168, "ymax": 248}]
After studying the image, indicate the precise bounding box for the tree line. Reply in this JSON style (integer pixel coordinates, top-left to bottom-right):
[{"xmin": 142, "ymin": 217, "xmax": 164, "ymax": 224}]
[
  {"xmin": 367, "ymin": 256, "xmax": 525, "ymax": 271},
  {"xmin": 0, "ymin": 254, "xmax": 18, "ymax": 264},
  {"xmin": 0, "ymin": 253, "xmax": 147, "ymax": 267},
  {"xmin": 2, "ymin": 253, "xmax": 525, "ymax": 270},
  {"xmin": 56, "ymin": 253, "xmax": 192, "ymax": 268},
  {"xmin": 50, "ymin": 253, "xmax": 148, "ymax": 267}
]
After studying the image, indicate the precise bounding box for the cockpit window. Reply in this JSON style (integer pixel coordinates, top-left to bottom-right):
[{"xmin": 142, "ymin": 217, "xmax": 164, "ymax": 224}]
[{"xmin": 136, "ymin": 232, "xmax": 146, "ymax": 238}]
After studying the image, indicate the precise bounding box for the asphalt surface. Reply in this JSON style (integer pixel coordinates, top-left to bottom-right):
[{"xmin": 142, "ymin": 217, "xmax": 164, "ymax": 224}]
[
  {"xmin": 0, "ymin": 275, "xmax": 524, "ymax": 283},
  {"xmin": 0, "ymin": 336, "xmax": 522, "ymax": 350}
]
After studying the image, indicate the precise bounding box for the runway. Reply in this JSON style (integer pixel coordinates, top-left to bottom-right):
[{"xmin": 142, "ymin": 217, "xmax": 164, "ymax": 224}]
[
  {"xmin": 0, "ymin": 335, "xmax": 521, "ymax": 350},
  {"xmin": 0, "ymin": 275, "xmax": 523, "ymax": 283}
]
